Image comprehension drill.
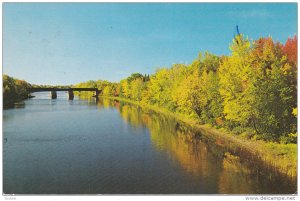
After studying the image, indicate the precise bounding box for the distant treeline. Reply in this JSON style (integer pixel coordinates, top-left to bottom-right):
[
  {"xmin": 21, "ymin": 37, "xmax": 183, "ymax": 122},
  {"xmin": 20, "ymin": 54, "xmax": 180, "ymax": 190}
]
[{"xmin": 75, "ymin": 35, "xmax": 297, "ymax": 143}]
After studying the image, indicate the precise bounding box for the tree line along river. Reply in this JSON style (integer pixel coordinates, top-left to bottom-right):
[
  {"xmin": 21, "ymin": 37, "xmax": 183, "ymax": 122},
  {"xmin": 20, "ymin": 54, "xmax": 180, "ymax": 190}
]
[{"xmin": 3, "ymin": 92, "xmax": 296, "ymax": 194}]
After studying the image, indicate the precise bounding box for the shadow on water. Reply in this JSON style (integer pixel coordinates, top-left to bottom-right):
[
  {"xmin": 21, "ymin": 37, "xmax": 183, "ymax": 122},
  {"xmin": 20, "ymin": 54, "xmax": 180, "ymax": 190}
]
[
  {"xmin": 97, "ymin": 97, "xmax": 297, "ymax": 194},
  {"xmin": 4, "ymin": 101, "xmax": 26, "ymax": 110}
]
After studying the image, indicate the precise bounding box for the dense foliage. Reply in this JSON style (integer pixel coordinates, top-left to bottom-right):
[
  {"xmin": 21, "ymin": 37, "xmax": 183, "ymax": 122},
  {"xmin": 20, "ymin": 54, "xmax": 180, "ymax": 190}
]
[
  {"xmin": 74, "ymin": 35, "xmax": 297, "ymax": 143},
  {"xmin": 3, "ymin": 74, "xmax": 32, "ymax": 105}
]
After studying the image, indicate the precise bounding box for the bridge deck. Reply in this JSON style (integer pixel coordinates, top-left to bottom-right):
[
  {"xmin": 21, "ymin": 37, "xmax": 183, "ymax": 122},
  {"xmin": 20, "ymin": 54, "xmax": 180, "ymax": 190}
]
[{"xmin": 29, "ymin": 88, "xmax": 99, "ymax": 92}]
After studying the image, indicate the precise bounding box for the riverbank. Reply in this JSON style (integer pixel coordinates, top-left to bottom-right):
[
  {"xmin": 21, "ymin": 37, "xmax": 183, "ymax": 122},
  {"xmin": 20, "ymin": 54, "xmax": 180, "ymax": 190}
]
[
  {"xmin": 101, "ymin": 95, "xmax": 297, "ymax": 179},
  {"xmin": 3, "ymin": 74, "xmax": 33, "ymax": 108}
]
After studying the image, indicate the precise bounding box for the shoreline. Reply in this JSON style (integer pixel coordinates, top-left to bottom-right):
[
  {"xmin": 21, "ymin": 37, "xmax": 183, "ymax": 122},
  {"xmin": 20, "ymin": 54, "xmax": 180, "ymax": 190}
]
[
  {"xmin": 3, "ymin": 95, "xmax": 34, "ymax": 108},
  {"xmin": 100, "ymin": 95, "xmax": 297, "ymax": 179}
]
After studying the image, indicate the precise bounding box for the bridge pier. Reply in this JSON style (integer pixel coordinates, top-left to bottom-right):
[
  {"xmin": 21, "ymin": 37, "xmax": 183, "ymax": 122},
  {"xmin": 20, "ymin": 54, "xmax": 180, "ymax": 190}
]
[
  {"xmin": 68, "ymin": 90, "xmax": 74, "ymax": 100},
  {"xmin": 51, "ymin": 91, "xmax": 57, "ymax": 99},
  {"xmin": 93, "ymin": 90, "xmax": 100, "ymax": 97}
]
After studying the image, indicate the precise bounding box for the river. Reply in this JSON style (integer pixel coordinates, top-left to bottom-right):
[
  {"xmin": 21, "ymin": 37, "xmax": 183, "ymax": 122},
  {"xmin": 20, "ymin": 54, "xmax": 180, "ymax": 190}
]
[{"xmin": 3, "ymin": 92, "xmax": 296, "ymax": 194}]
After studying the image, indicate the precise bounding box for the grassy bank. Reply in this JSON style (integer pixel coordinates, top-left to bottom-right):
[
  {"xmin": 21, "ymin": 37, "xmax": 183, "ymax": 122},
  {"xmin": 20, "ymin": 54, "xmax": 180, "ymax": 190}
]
[{"xmin": 101, "ymin": 95, "xmax": 297, "ymax": 179}]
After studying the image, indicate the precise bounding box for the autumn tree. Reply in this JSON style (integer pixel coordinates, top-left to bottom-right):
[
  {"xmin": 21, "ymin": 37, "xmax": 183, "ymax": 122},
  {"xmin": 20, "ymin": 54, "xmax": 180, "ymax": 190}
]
[
  {"xmin": 250, "ymin": 37, "xmax": 297, "ymax": 140},
  {"xmin": 282, "ymin": 35, "xmax": 297, "ymax": 67},
  {"xmin": 3, "ymin": 74, "xmax": 31, "ymax": 105},
  {"xmin": 218, "ymin": 34, "xmax": 256, "ymax": 129},
  {"xmin": 72, "ymin": 34, "xmax": 297, "ymax": 143}
]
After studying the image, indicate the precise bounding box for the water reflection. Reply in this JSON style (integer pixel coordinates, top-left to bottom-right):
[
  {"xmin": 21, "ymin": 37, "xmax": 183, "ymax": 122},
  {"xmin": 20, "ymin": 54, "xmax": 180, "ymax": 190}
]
[
  {"xmin": 98, "ymin": 98, "xmax": 296, "ymax": 194},
  {"xmin": 3, "ymin": 95, "xmax": 296, "ymax": 194}
]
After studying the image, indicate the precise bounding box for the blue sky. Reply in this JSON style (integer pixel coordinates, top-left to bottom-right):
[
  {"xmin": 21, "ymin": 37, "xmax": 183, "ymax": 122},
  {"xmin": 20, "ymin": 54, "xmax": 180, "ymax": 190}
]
[{"xmin": 3, "ymin": 3, "xmax": 297, "ymax": 85}]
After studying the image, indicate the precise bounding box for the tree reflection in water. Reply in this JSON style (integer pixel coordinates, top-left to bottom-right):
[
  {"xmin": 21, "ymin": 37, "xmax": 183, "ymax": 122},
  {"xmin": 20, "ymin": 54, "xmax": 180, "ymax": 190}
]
[{"xmin": 95, "ymin": 98, "xmax": 296, "ymax": 194}]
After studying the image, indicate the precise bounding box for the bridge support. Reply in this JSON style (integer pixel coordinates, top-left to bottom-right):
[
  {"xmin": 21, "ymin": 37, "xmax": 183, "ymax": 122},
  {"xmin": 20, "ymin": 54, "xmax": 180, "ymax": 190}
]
[
  {"xmin": 51, "ymin": 91, "xmax": 57, "ymax": 99},
  {"xmin": 93, "ymin": 90, "xmax": 100, "ymax": 97},
  {"xmin": 68, "ymin": 90, "xmax": 74, "ymax": 100}
]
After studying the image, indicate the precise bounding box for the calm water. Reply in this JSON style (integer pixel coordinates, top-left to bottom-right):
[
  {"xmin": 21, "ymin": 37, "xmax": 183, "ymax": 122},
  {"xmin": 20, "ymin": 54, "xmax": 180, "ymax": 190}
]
[{"xmin": 3, "ymin": 92, "xmax": 296, "ymax": 194}]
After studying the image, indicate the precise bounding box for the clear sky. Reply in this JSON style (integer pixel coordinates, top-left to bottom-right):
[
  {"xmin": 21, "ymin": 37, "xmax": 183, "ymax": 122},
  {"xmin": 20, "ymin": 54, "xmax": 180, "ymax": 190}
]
[{"xmin": 3, "ymin": 3, "xmax": 297, "ymax": 85}]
